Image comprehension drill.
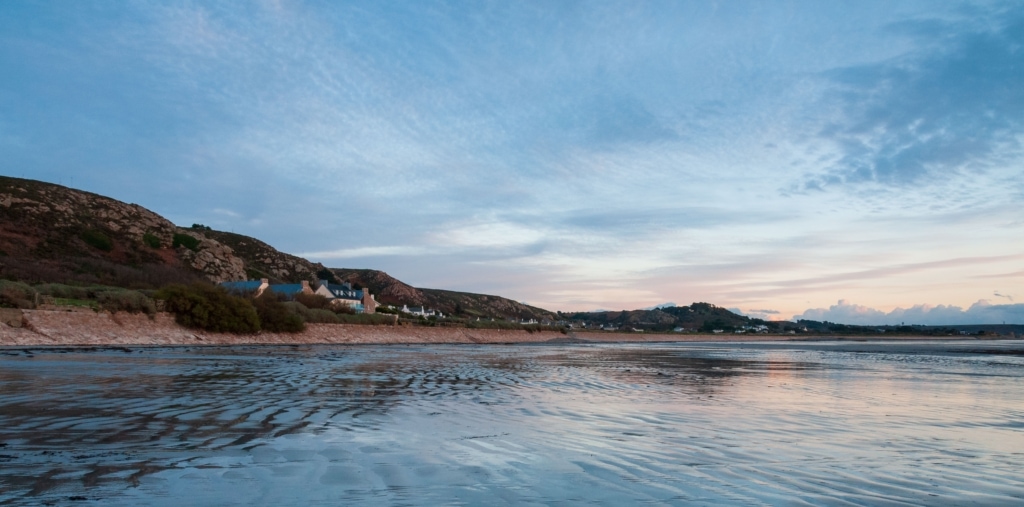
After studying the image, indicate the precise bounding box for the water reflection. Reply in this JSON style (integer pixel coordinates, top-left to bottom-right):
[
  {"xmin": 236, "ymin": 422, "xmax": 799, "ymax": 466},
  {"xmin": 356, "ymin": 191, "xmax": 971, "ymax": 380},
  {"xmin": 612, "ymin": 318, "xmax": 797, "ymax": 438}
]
[{"xmin": 1, "ymin": 342, "xmax": 1023, "ymax": 505}]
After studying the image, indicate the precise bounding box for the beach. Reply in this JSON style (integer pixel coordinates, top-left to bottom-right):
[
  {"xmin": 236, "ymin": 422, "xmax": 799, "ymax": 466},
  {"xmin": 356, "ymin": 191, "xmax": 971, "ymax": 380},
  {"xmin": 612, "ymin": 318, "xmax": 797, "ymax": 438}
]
[{"xmin": 0, "ymin": 309, "xmax": 984, "ymax": 347}]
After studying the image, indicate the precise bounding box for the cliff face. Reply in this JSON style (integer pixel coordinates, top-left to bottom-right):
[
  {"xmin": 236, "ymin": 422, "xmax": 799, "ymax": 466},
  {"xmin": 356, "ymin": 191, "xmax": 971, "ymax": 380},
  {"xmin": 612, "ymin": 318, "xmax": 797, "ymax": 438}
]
[{"xmin": 0, "ymin": 176, "xmax": 245, "ymax": 286}]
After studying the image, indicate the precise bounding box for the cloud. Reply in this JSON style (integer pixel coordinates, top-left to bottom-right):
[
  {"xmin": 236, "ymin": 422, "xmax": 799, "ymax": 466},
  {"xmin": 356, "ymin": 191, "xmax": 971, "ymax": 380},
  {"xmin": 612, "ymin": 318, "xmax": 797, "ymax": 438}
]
[
  {"xmin": 733, "ymin": 308, "xmax": 784, "ymax": 321},
  {"xmin": 641, "ymin": 302, "xmax": 676, "ymax": 310},
  {"xmin": 808, "ymin": 11, "xmax": 1024, "ymax": 188},
  {"xmin": 994, "ymin": 291, "xmax": 1015, "ymax": 302},
  {"xmin": 795, "ymin": 299, "xmax": 1024, "ymax": 325},
  {"xmin": 298, "ymin": 246, "xmax": 429, "ymax": 260}
]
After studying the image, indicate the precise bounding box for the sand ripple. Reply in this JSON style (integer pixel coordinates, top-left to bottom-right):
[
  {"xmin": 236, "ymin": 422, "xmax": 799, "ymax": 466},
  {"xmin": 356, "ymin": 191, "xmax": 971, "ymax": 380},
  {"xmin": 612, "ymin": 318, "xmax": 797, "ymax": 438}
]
[{"xmin": 1, "ymin": 341, "xmax": 1023, "ymax": 505}]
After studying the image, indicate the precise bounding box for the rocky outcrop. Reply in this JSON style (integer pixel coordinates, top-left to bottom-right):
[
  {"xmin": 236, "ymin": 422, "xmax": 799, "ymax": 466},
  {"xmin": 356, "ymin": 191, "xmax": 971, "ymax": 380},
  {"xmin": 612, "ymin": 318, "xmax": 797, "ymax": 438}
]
[
  {"xmin": 176, "ymin": 230, "xmax": 247, "ymax": 283},
  {"xmin": 198, "ymin": 230, "xmax": 323, "ymax": 283}
]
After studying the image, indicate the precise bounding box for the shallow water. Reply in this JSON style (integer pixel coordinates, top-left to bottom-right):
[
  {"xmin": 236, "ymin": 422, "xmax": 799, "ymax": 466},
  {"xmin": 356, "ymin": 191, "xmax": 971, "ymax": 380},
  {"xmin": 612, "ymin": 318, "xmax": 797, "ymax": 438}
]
[{"xmin": 1, "ymin": 341, "xmax": 1023, "ymax": 506}]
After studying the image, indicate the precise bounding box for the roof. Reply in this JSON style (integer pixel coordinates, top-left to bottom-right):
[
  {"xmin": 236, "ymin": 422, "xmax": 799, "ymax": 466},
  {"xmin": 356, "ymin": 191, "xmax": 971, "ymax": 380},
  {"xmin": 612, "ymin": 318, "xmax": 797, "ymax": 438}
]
[
  {"xmin": 220, "ymin": 280, "xmax": 264, "ymax": 293},
  {"xmin": 268, "ymin": 284, "xmax": 306, "ymax": 295},
  {"xmin": 323, "ymin": 284, "xmax": 363, "ymax": 300}
]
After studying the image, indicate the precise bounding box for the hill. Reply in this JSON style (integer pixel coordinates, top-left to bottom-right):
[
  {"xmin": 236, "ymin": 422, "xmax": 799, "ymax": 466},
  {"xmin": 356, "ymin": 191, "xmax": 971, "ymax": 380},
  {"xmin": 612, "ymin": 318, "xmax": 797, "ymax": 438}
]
[
  {"xmin": 0, "ymin": 176, "xmax": 245, "ymax": 287},
  {"xmin": 0, "ymin": 176, "xmax": 559, "ymax": 320},
  {"xmin": 562, "ymin": 302, "xmax": 771, "ymax": 332}
]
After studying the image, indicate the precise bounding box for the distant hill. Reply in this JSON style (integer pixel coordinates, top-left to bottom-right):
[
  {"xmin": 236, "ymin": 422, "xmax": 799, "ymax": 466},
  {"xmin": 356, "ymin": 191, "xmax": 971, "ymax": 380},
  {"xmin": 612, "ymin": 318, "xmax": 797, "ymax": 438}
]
[{"xmin": 563, "ymin": 302, "xmax": 771, "ymax": 332}]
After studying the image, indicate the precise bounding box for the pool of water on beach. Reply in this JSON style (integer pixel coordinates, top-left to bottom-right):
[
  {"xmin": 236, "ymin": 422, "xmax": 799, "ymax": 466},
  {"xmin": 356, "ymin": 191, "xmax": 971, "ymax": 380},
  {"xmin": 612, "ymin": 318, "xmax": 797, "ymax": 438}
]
[{"xmin": 2, "ymin": 340, "xmax": 1023, "ymax": 506}]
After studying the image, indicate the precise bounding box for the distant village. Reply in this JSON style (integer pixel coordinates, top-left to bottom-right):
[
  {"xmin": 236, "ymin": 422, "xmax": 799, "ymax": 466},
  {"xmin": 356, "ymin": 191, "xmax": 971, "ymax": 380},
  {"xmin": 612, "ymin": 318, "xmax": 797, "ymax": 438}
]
[
  {"xmin": 218, "ymin": 279, "xmax": 788, "ymax": 333},
  {"xmin": 219, "ymin": 278, "xmax": 452, "ymax": 319}
]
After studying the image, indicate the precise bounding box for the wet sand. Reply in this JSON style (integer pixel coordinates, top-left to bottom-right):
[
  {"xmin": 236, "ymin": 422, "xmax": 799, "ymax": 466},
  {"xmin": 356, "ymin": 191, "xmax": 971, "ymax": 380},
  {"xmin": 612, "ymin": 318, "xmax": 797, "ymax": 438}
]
[
  {"xmin": 0, "ymin": 310, "xmax": 982, "ymax": 347},
  {"xmin": 2, "ymin": 341, "xmax": 1023, "ymax": 505}
]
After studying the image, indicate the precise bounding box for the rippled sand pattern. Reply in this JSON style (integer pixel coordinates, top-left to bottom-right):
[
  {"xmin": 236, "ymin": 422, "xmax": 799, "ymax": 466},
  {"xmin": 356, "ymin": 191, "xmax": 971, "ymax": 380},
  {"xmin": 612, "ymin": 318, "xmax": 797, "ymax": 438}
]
[{"xmin": 2, "ymin": 341, "xmax": 1023, "ymax": 505}]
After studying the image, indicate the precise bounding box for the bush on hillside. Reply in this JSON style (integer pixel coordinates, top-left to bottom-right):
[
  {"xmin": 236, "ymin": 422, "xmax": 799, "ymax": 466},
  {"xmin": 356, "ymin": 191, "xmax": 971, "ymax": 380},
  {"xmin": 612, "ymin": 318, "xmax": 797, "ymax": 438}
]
[
  {"xmin": 96, "ymin": 289, "xmax": 156, "ymax": 314},
  {"xmin": 35, "ymin": 283, "xmax": 90, "ymax": 300},
  {"xmin": 33, "ymin": 283, "xmax": 156, "ymax": 314},
  {"xmin": 81, "ymin": 229, "xmax": 113, "ymax": 252},
  {"xmin": 253, "ymin": 292, "xmax": 305, "ymax": 333},
  {"xmin": 142, "ymin": 232, "xmax": 161, "ymax": 249},
  {"xmin": 316, "ymin": 268, "xmax": 338, "ymax": 284},
  {"xmin": 0, "ymin": 280, "xmax": 37, "ymax": 309},
  {"xmin": 156, "ymin": 283, "xmax": 260, "ymax": 333},
  {"xmin": 172, "ymin": 233, "xmax": 201, "ymax": 252}
]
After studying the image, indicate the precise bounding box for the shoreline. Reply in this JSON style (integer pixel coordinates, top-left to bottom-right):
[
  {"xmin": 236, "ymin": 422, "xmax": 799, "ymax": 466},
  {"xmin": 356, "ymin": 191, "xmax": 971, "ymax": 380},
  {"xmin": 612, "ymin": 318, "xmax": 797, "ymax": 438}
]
[{"xmin": 0, "ymin": 309, "xmax": 1004, "ymax": 348}]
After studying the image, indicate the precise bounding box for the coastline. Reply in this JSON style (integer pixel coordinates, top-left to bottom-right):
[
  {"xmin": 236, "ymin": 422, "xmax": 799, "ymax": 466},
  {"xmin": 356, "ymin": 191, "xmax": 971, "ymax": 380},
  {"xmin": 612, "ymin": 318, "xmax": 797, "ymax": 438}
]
[{"xmin": 0, "ymin": 309, "xmax": 996, "ymax": 347}]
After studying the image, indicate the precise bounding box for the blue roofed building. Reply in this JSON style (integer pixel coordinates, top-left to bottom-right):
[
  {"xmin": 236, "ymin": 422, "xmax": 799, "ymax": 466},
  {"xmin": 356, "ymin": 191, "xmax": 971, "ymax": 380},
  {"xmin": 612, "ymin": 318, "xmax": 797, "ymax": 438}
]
[
  {"xmin": 218, "ymin": 279, "xmax": 314, "ymax": 300},
  {"xmin": 267, "ymin": 280, "xmax": 313, "ymax": 299},
  {"xmin": 219, "ymin": 278, "xmax": 269, "ymax": 297}
]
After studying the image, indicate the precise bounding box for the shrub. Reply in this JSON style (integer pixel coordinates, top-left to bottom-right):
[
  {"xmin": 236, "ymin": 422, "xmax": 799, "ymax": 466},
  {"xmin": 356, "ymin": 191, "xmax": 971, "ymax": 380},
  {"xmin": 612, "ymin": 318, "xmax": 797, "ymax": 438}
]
[
  {"xmin": 333, "ymin": 303, "xmax": 356, "ymax": 315},
  {"xmin": 96, "ymin": 289, "xmax": 156, "ymax": 314},
  {"xmin": 35, "ymin": 283, "xmax": 91, "ymax": 300},
  {"xmin": 0, "ymin": 280, "xmax": 37, "ymax": 309},
  {"xmin": 253, "ymin": 292, "xmax": 305, "ymax": 333},
  {"xmin": 81, "ymin": 229, "xmax": 113, "ymax": 252},
  {"xmin": 284, "ymin": 302, "xmax": 342, "ymax": 324},
  {"xmin": 316, "ymin": 268, "xmax": 338, "ymax": 284},
  {"xmin": 156, "ymin": 283, "xmax": 260, "ymax": 333},
  {"xmin": 172, "ymin": 233, "xmax": 201, "ymax": 252},
  {"xmin": 294, "ymin": 292, "xmax": 333, "ymax": 311},
  {"xmin": 142, "ymin": 232, "xmax": 161, "ymax": 249}
]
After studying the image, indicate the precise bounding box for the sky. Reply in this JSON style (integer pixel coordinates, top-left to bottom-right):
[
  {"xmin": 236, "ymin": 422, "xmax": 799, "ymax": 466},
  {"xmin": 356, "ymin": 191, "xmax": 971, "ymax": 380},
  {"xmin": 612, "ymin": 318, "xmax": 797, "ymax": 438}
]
[{"xmin": 2, "ymin": 0, "xmax": 1022, "ymax": 324}]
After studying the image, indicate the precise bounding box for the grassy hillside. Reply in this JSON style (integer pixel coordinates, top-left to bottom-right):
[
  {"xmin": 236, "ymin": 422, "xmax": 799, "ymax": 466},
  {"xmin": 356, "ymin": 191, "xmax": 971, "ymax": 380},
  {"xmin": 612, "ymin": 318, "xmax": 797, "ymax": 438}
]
[{"xmin": 0, "ymin": 176, "xmax": 208, "ymax": 288}]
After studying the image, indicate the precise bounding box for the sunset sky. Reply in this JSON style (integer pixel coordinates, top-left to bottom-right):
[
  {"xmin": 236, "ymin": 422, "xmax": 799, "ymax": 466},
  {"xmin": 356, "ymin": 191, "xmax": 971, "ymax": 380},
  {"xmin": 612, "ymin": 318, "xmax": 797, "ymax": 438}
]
[{"xmin": 2, "ymin": 1, "xmax": 1022, "ymax": 324}]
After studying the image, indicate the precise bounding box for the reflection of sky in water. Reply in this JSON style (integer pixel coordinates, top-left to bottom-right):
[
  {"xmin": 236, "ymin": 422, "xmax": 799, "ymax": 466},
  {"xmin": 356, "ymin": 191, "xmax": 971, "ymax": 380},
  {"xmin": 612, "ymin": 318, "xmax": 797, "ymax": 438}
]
[{"xmin": 1, "ymin": 342, "xmax": 1023, "ymax": 505}]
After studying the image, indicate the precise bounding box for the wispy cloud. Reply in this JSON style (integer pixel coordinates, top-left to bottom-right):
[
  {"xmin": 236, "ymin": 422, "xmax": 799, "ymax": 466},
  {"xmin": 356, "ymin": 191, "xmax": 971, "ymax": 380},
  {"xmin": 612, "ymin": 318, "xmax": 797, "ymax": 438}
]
[
  {"xmin": 298, "ymin": 246, "xmax": 429, "ymax": 260},
  {"xmin": 806, "ymin": 10, "xmax": 1024, "ymax": 188},
  {"xmin": 993, "ymin": 291, "xmax": 1015, "ymax": 302}
]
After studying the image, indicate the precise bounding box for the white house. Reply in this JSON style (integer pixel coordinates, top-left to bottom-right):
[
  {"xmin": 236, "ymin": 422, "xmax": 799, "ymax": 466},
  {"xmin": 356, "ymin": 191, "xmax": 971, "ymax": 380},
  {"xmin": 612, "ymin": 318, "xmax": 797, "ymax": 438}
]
[{"xmin": 314, "ymin": 280, "xmax": 377, "ymax": 314}]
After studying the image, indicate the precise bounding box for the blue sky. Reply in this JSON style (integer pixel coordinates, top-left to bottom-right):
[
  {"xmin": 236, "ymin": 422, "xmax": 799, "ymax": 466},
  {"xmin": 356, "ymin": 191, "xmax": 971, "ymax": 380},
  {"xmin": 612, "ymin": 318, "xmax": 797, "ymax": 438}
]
[{"xmin": 2, "ymin": 0, "xmax": 1022, "ymax": 324}]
